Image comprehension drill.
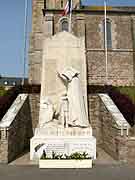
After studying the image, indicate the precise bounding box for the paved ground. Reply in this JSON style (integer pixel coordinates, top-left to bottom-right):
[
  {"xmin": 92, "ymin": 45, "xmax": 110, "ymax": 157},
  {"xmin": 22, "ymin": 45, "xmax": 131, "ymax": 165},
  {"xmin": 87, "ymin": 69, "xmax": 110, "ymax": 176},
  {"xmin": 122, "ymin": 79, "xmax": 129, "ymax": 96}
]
[
  {"xmin": 0, "ymin": 164, "xmax": 135, "ymax": 180},
  {"xmin": 4, "ymin": 147, "xmax": 134, "ymax": 180}
]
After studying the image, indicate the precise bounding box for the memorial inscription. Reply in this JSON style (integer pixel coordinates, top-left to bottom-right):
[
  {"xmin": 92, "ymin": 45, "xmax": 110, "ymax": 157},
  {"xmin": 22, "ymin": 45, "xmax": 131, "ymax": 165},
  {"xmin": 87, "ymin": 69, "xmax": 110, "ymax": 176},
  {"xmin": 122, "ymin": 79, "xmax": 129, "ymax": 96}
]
[{"xmin": 34, "ymin": 138, "xmax": 96, "ymax": 159}]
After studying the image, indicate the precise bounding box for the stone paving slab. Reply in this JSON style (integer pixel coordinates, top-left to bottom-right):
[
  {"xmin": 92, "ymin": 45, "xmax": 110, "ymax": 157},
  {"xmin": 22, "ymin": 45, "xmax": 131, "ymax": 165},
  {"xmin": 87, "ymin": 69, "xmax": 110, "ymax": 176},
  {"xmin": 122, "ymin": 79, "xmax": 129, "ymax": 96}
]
[
  {"xmin": 0, "ymin": 164, "xmax": 135, "ymax": 180},
  {"xmin": 6, "ymin": 147, "xmax": 135, "ymax": 180},
  {"xmin": 9, "ymin": 152, "xmax": 37, "ymax": 166},
  {"xmin": 95, "ymin": 147, "xmax": 118, "ymax": 165}
]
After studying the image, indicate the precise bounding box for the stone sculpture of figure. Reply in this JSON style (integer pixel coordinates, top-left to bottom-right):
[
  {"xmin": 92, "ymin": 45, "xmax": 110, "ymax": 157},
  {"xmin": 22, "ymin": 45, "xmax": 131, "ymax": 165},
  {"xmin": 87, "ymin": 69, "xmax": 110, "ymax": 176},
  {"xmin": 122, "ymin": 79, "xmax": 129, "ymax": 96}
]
[
  {"xmin": 59, "ymin": 95, "xmax": 69, "ymax": 128},
  {"xmin": 39, "ymin": 97, "xmax": 54, "ymax": 127},
  {"xmin": 39, "ymin": 97, "xmax": 65, "ymax": 128},
  {"xmin": 59, "ymin": 67, "xmax": 89, "ymax": 127}
]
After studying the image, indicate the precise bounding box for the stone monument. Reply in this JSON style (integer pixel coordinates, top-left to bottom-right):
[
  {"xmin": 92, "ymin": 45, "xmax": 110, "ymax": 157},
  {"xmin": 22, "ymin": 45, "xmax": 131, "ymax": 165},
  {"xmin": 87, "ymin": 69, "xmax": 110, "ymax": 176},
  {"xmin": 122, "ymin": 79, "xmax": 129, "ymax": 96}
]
[{"xmin": 30, "ymin": 32, "xmax": 96, "ymax": 160}]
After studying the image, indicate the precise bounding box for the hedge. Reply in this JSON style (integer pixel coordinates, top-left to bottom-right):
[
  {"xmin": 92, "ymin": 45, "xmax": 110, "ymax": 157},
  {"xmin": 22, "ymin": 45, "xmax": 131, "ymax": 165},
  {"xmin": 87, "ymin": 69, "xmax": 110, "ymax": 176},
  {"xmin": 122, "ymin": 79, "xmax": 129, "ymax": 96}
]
[
  {"xmin": 88, "ymin": 85, "xmax": 135, "ymax": 126},
  {"xmin": 0, "ymin": 85, "xmax": 41, "ymax": 120}
]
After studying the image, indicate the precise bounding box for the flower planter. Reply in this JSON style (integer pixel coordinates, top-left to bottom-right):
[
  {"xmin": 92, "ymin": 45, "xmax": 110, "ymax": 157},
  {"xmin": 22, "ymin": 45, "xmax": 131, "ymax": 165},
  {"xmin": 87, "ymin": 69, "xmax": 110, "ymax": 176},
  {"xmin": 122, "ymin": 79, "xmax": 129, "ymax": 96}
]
[{"xmin": 39, "ymin": 159, "xmax": 92, "ymax": 168}]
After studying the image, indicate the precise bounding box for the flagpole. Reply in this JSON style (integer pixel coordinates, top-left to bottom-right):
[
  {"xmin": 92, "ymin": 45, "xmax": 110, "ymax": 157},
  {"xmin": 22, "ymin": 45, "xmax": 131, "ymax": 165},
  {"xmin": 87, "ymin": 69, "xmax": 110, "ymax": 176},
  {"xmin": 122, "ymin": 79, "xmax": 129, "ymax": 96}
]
[
  {"xmin": 22, "ymin": 0, "xmax": 28, "ymax": 85},
  {"xmin": 69, "ymin": 0, "xmax": 73, "ymax": 32},
  {"xmin": 104, "ymin": 0, "xmax": 108, "ymax": 84}
]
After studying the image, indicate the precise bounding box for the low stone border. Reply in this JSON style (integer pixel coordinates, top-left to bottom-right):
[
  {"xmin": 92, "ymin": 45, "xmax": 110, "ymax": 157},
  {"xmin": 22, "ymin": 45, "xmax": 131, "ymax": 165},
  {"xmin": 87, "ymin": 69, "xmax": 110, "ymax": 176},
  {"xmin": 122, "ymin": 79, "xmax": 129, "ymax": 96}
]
[
  {"xmin": 39, "ymin": 159, "xmax": 92, "ymax": 168},
  {"xmin": 99, "ymin": 93, "xmax": 130, "ymax": 131}
]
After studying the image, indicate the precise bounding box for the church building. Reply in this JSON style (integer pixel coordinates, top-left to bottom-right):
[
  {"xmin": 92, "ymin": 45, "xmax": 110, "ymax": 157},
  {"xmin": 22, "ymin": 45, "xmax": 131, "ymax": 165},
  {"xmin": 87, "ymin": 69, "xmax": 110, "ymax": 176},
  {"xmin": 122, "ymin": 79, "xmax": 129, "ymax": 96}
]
[
  {"xmin": 29, "ymin": 0, "xmax": 135, "ymax": 86},
  {"xmin": 1, "ymin": 0, "xmax": 135, "ymax": 165},
  {"xmin": 27, "ymin": 0, "xmax": 135, "ymax": 163}
]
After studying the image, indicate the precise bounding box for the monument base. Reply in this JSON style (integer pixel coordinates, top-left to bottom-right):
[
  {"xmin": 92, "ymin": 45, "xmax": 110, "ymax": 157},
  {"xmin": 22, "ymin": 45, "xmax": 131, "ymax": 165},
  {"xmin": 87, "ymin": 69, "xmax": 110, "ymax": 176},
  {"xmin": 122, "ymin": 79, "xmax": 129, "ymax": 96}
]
[
  {"xmin": 30, "ymin": 127, "xmax": 96, "ymax": 161},
  {"xmin": 39, "ymin": 159, "xmax": 93, "ymax": 168}
]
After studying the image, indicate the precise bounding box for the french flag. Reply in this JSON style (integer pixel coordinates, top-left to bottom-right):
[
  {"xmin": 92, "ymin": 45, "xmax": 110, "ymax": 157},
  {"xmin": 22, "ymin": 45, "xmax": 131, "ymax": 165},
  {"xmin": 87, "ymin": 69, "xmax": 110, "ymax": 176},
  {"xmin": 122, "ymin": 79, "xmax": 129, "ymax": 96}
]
[{"xmin": 62, "ymin": 0, "xmax": 71, "ymax": 16}]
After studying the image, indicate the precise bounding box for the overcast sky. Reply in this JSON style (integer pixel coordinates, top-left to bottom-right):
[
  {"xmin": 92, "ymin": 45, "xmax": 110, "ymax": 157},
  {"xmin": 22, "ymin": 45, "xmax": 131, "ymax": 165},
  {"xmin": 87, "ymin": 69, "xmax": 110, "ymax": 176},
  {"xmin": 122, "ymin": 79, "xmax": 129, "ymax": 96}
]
[{"xmin": 0, "ymin": 0, "xmax": 135, "ymax": 78}]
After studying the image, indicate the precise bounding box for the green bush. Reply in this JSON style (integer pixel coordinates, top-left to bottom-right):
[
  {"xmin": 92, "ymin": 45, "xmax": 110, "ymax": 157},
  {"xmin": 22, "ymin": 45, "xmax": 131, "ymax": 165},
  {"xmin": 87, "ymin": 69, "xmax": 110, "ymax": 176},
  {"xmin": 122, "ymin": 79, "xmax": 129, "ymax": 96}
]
[
  {"xmin": 0, "ymin": 86, "xmax": 6, "ymax": 96},
  {"xmin": 116, "ymin": 86, "xmax": 135, "ymax": 104},
  {"xmin": 41, "ymin": 151, "xmax": 91, "ymax": 160},
  {"xmin": 88, "ymin": 85, "xmax": 135, "ymax": 126}
]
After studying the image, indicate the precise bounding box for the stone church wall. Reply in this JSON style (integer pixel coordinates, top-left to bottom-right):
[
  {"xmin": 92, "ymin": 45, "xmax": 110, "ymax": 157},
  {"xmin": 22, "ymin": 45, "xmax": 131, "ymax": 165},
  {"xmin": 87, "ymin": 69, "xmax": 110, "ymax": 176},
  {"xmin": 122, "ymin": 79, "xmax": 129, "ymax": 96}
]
[
  {"xmin": 86, "ymin": 14, "xmax": 135, "ymax": 86},
  {"xmin": 87, "ymin": 51, "xmax": 134, "ymax": 85},
  {"xmin": 29, "ymin": 8, "xmax": 135, "ymax": 86},
  {"xmin": 28, "ymin": 0, "xmax": 44, "ymax": 84}
]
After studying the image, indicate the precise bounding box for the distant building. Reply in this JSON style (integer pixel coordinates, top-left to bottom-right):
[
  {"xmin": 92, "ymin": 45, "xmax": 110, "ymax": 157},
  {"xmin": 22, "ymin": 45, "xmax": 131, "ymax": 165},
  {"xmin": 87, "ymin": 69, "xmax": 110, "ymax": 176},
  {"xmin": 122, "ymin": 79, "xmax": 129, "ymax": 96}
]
[{"xmin": 0, "ymin": 77, "xmax": 28, "ymax": 86}]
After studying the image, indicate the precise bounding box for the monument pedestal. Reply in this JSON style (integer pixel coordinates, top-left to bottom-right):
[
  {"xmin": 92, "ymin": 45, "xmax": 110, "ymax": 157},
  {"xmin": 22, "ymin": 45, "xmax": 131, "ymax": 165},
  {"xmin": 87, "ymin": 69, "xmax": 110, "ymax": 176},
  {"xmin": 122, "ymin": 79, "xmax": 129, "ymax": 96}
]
[
  {"xmin": 30, "ymin": 127, "xmax": 96, "ymax": 160},
  {"xmin": 39, "ymin": 159, "xmax": 93, "ymax": 168},
  {"xmin": 30, "ymin": 32, "xmax": 97, "ymax": 165}
]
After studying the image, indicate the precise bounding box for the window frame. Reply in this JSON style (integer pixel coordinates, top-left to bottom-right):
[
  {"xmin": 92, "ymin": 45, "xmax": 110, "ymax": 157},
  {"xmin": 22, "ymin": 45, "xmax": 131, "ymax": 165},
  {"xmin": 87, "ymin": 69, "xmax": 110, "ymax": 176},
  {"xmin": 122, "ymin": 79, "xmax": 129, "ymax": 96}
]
[
  {"xmin": 61, "ymin": 0, "xmax": 64, "ymax": 8},
  {"xmin": 103, "ymin": 18, "xmax": 112, "ymax": 49},
  {"xmin": 59, "ymin": 17, "xmax": 69, "ymax": 32}
]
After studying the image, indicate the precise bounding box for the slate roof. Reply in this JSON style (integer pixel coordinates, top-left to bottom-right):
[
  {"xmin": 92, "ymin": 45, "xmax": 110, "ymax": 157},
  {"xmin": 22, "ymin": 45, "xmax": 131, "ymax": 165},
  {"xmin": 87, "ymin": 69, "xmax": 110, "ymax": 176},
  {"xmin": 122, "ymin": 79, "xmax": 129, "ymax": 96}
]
[{"xmin": 0, "ymin": 77, "xmax": 28, "ymax": 86}]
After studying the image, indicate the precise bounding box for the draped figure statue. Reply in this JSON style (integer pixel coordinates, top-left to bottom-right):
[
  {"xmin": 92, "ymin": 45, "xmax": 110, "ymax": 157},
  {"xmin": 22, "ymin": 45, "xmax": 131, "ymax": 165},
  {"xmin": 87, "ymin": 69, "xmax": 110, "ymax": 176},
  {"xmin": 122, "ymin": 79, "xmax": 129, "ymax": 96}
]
[
  {"xmin": 59, "ymin": 67, "xmax": 89, "ymax": 127},
  {"xmin": 39, "ymin": 97, "xmax": 54, "ymax": 127}
]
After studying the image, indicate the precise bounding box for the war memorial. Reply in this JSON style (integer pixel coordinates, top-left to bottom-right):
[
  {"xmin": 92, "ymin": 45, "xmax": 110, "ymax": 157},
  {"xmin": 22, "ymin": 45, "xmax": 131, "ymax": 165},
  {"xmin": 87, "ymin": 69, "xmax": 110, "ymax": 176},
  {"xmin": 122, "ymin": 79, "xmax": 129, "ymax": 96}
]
[{"xmin": 1, "ymin": 0, "xmax": 135, "ymax": 168}]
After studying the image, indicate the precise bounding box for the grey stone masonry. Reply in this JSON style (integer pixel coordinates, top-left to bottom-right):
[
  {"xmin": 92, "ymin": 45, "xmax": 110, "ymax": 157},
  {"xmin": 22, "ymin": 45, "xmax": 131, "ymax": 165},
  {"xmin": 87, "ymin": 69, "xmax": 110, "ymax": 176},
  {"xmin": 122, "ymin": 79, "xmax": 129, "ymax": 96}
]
[
  {"xmin": 29, "ymin": 94, "xmax": 40, "ymax": 129},
  {"xmin": 88, "ymin": 94, "xmax": 102, "ymax": 145},
  {"xmin": 89, "ymin": 94, "xmax": 135, "ymax": 162},
  {"xmin": 0, "ymin": 94, "xmax": 33, "ymax": 163},
  {"xmin": 29, "ymin": 1, "xmax": 135, "ymax": 85}
]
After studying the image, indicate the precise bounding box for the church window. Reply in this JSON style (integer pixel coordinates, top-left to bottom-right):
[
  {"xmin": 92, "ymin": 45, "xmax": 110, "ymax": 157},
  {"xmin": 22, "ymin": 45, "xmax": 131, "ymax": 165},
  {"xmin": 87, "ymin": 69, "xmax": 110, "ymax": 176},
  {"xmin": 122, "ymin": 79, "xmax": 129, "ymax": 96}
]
[
  {"xmin": 103, "ymin": 19, "xmax": 112, "ymax": 49},
  {"xmin": 61, "ymin": 0, "xmax": 64, "ymax": 8},
  {"xmin": 61, "ymin": 20, "xmax": 69, "ymax": 32}
]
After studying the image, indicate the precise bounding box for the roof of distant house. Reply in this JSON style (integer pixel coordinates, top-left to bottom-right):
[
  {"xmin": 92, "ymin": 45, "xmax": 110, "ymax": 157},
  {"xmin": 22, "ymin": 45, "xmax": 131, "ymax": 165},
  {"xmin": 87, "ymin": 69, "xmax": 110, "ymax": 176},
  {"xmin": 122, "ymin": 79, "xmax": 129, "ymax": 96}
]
[
  {"xmin": 0, "ymin": 77, "xmax": 28, "ymax": 86},
  {"xmin": 44, "ymin": 6, "xmax": 135, "ymax": 15}
]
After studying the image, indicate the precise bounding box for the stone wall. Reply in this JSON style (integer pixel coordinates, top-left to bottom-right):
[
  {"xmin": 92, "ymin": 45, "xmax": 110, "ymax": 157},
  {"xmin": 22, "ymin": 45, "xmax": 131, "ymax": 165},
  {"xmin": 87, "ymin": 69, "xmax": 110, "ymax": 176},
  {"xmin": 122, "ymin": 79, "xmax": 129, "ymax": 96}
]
[
  {"xmin": 85, "ymin": 14, "xmax": 135, "ymax": 86},
  {"xmin": 86, "ymin": 15, "xmax": 133, "ymax": 49},
  {"xmin": 0, "ymin": 134, "xmax": 8, "ymax": 163},
  {"xmin": 51, "ymin": 13, "xmax": 135, "ymax": 86},
  {"xmin": 0, "ymin": 94, "xmax": 33, "ymax": 163},
  {"xmin": 29, "ymin": 3, "xmax": 135, "ymax": 86},
  {"xmin": 89, "ymin": 94, "xmax": 135, "ymax": 162},
  {"xmin": 28, "ymin": 0, "xmax": 44, "ymax": 84},
  {"xmin": 126, "ymin": 137, "xmax": 135, "ymax": 163},
  {"xmin": 88, "ymin": 94, "xmax": 102, "ymax": 145},
  {"xmin": 88, "ymin": 94, "xmax": 126, "ymax": 151},
  {"xmin": 99, "ymin": 97, "xmax": 127, "ymax": 160},
  {"xmin": 87, "ymin": 51, "xmax": 134, "ymax": 86},
  {"xmin": 29, "ymin": 94, "xmax": 40, "ymax": 129},
  {"xmin": 115, "ymin": 137, "xmax": 135, "ymax": 163}
]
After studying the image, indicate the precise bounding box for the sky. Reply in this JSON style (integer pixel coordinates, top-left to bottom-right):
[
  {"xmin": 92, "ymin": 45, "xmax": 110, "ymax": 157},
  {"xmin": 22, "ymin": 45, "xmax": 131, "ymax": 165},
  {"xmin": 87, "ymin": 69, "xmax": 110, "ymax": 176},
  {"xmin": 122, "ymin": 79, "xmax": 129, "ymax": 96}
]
[
  {"xmin": 83, "ymin": 0, "xmax": 135, "ymax": 6},
  {"xmin": 0, "ymin": 0, "xmax": 135, "ymax": 78},
  {"xmin": 0, "ymin": 0, "xmax": 32, "ymax": 78}
]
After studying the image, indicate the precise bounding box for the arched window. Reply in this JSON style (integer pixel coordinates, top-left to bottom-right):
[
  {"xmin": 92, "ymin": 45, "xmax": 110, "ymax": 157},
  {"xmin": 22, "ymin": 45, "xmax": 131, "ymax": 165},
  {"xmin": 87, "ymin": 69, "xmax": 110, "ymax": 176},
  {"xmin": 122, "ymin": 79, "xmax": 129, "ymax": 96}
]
[
  {"xmin": 59, "ymin": 17, "xmax": 69, "ymax": 32},
  {"xmin": 61, "ymin": 0, "xmax": 64, "ymax": 8},
  {"xmin": 61, "ymin": 20, "xmax": 69, "ymax": 32},
  {"xmin": 103, "ymin": 19, "xmax": 112, "ymax": 49}
]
